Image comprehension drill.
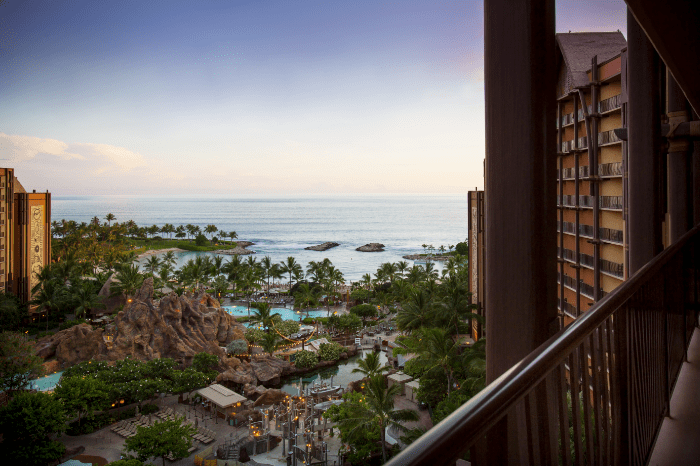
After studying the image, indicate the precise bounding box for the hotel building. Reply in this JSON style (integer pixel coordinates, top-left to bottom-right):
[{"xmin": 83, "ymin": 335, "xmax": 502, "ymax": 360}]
[
  {"xmin": 0, "ymin": 168, "xmax": 52, "ymax": 304},
  {"xmin": 555, "ymin": 32, "xmax": 627, "ymax": 325}
]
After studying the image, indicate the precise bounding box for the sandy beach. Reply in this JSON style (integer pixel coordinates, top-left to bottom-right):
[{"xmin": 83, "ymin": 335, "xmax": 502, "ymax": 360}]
[{"xmin": 135, "ymin": 247, "xmax": 185, "ymax": 260}]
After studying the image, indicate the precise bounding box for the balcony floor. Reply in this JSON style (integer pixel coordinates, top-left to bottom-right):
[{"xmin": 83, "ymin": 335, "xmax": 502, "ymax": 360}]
[{"xmin": 648, "ymin": 326, "xmax": 700, "ymax": 465}]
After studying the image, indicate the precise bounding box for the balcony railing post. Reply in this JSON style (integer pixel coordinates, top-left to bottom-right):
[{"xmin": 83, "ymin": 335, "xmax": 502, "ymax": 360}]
[
  {"xmin": 616, "ymin": 303, "xmax": 632, "ymax": 466},
  {"xmin": 663, "ymin": 271, "xmax": 671, "ymax": 417}
]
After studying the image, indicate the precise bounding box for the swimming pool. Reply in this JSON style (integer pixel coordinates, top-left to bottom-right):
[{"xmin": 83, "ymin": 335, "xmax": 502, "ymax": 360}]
[
  {"xmin": 224, "ymin": 305, "xmax": 333, "ymax": 321},
  {"xmin": 28, "ymin": 371, "xmax": 64, "ymax": 391}
]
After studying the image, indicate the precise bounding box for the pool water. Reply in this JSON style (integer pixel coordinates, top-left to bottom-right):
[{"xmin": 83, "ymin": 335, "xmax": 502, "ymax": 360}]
[
  {"xmin": 224, "ymin": 305, "xmax": 333, "ymax": 321},
  {"xmin": 279, "ymin": 350, "xmax": 389, "ymax": 396},
  {"xmin": 28, "ymin": 371, "xmax": 64, "ymax": 391}
]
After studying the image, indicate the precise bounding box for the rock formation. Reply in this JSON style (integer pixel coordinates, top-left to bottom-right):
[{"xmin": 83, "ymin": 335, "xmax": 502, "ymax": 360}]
[
  {"xmin": 213, "ymin": 241, "xmax": 255, "ymax": 256},
  {"xmin": 253, "ymin": 388, "xmax": 289, "ymax": 407},
  {"xmin": 96, "ymin": 274, "xmax": 127, "ymax": 315},
  {"xmin": 304, "ymin": 242, "xmax": 340, "ymax": 251},
  {"xmin": 356, "ymin": 243, "xmax": 385, "ymax": 252},
  {"xmin": 35, "ymin": 278, "xmax": 247, "ymax": 369}
]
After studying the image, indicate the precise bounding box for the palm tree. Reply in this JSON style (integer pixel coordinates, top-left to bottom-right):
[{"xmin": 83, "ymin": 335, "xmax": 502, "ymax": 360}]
[
  {"xmin": 204, "ymin": 224, "xmax": 218, "ymax": 242},
  {"xmin": 260, "ymin": 256, "xmax": 274, "ymax": 291},
  {"xmin": 104, "ymin": 213, "xmax": 116, "ymax": 227},
  {"xmin": 338, "ymin": 374, "xmax": 419, "ymax": 464},
  {"xmin": 294, "ymin": 283, "xmax": 321, "ymax": 316},
  {"xmin": 250, "ymin": 302, "xmax": 281, "ymax": 333},
  {"xmin": 185, "ymin": 224, "xmax": 196, "ymax": 241},
  {"xmin": 144, "ymin": 256, "xmax": 161, "ymax": 275},
  {"xmin": 260, "ymin": 332, "xmax": 280, "ymax": 355},
  {"xmin": 396, "ymin": 288, "xmax": 434, "ymax": 331},
  {"xmin": 72, "ymin": 280, "xmax": 105, "ymax": 319},
  {"xmin": 351, "ymin": 352, "xmax": 389, "ymax": 378},
  {"xmin": 237, "ymin": 268, "xmax": 262, "ymax": 312},
  {"xmin": 162, "ymin": 251, "xmax": 177, "ymax": 268},
  {"xmin": 401, "ymin": 327, "xmax": 461, "ymax": 396},
  {"xmin": 211, "ymin": 275, "xmax": 229, "ymax": 303},
  {"xmin": 110, "ymin": 264, "xmax": 145, "ymax": 300},
  {"xmin": 395, "ymin": 260, "xmax": 410, "ymax": 278},
  {"xmin": 291, "ymin": 265, "xmax": 304, "ymax": 286},
  {"xmin": 30, "ymin": 279, "xmax": 67, "ymax": 332},
  {"xmin": 279, "ymin": 256, "xmax": 299, "ymax": 290}
]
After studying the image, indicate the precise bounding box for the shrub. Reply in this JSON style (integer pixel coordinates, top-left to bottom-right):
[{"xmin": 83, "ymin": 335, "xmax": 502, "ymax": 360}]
[
  {"xmin": 349, "ymin": 304, "xmax": 377, "ymax": 321},
  {"xmin": 195, "ymin": 234, "xmax": 208, "ymax": 246},
  {"xmin": 236, "ymin": 316, "xmax": 251, "ymax": 322},
  {"xmin": 153, "ymin": 236, "xmax": 163, "ymax": 241},
  {"xmin": 318, "ymin": 342, "xmax": 344, "ymax": 361},
  {"xmin": 36, "ymin": 331, "xmax": 56, "ymax": 339},
  {"xmin": 293, "ymin": 350, "xmax": 318, "ymax": 368},
  {"xmin": 226, "ymin": 339, "xmax": 248, "ymax": 355},
  {"xmin": 350, "ymin": 289, "xmax": 371, "ymax": 303},
  {"xmin": 244, "ymin": 327, "xmax": 265, "ymax": 343},
  {"xmin": 455, "ymin": 242, "xmax": 468, "ymax": 256},
  {"xmin": 302, "ymin": 317, "xmax": 315, "ymax": 325},
  {"xmin": 275, "ymin": 320, "xmax": 300, "ymax": 336}
]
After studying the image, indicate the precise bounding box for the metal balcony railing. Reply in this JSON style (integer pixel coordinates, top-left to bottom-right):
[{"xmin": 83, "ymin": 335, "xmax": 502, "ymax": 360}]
[{"xmin": 387, "ymin": 224, "xmax": 700, "ymax": 466}]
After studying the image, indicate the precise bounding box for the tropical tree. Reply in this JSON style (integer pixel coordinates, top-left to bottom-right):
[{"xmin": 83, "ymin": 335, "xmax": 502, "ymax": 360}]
[
  {"xmin": 260, "ymin": 332, "xmax": 280, "ymax": 355},
  {"xmin": 144, "ymin": 256, "xmax": 162, "ymax": 275},
  {"xmin": 110, "ymin": 264, "xmax": 145, "ymax": 300},
  {"xmin": 210, "ymin": 275, "xmax": 229, "ymax": 302},
  {"xmin": 124, "ymin": 418, "xmax": 197, "ymax": 466},
  {"xmin": 329, "ymin": 374, "xmax": 419, "ymax": 464},
  {"xmin": 204, "ymin": 224, "xmax": 218, "ymax": 242},
  {"xmin": 0, "ymin": 292, "xmax": 25, "ymax": 332},
  {"xmin": 30, "ymin": 279, "xmax": 68, "ymax": 332},
  {"xmin": 53, "ymin": 375, "xmax": 110, "ymax": 426},
  {"xmin": 104, "ymin": 213, "xmax": 116, "ymax": 227},
  {"xmin": 249, "ymin": 302, "xmax": 281, "ymax": 333},
  {"xmin": 71, "ymin": 280, "xmax": 105, "ymax": 319},
  {"xmin": 397, "ymin": 327, "xmax": 460, "ymax": 396},
  {"xmin": 396, "ymin": 288, "xmax": 434, "ymax": 331},
  {"xmin": 0, "ymin": 332, "xmax": 45, "ymax": 392},
  {"xmin": 0, "ymin": 391, "xmax": 66, "ymax": 465},
  {"xmin": 294, "ymin": 283, "xmax": 321, "ymax": 316},
  {"xmin": 351, "ymin": 351, "xmax": 389, "ymax": 378}
]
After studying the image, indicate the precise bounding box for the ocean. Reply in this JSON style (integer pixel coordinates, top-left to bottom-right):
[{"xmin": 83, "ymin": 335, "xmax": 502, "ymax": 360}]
[{"xmin": 52, "ymin": 194, "xmax": 468, "ymax": 281}]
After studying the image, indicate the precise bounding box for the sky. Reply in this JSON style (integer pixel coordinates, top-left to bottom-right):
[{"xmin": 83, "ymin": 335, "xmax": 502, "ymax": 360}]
[{"xmin": 0, "ymin": 0, "xmax": 628, "ymax": 196}]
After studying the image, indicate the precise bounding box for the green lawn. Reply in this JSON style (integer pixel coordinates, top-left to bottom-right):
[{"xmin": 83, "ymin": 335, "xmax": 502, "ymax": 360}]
[{"xmin": 127, "ymin": 238, "xmax": 239, "ymax": 252}]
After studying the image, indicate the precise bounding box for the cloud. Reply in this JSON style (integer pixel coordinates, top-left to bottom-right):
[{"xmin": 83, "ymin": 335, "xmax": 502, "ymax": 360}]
[
  {"xmin": 0, "ymin": 132, "xmax": 185, "ymax": 194},
  {"xmin": 79, "ymin": 143, "xmax": 148, "ymax": 172},
  {"xmin": 0, "ymin": 132, "xmax": 83, "ymax": 161}
]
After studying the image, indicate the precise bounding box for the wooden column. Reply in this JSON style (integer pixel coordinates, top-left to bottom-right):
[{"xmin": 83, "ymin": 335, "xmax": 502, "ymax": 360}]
[
  {"xmin": 666, "ymin": 74, "xmax": 691, "ymax": 242},
  {"xmin": 627, "ymin": 10, "xmax": 661, "ymax": 274},
  {"xmin": 485, "ymin": 0, "xmax": 557, "ymax": 381}
]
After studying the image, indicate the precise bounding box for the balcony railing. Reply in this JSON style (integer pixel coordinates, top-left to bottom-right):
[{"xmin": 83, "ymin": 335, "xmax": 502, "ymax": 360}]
[
  {"xmin": 387, "ymin": 224, "xmax": 700, "ymax": 466},
  {"xmin": 599, "ymin": 161, "xmax": 623, "ymax": 177},
  {"xmin": 598, "ymin": 129, "xmax": 622, "ymax": 146},
  {"xmin": 600, "ymin": 195, "xmax": 623, "ymax": 210},
  {"xmin": 598, "ymin": 94, "xmax": 622, "ymax": 113}
]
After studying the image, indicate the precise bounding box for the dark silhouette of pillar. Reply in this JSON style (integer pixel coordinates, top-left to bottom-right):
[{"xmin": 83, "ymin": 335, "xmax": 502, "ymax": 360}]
[
  {"xmin": 627, "ymin": 10, "xmax": 661, "ymax": 274},
  {"xmin": 485, "ymin": 1, "xmax": 557, "ymax": 460},
  {"xmin": 666, "ymin": 74, "xmax": 691, "ymax": 242},
  {"xmin": 484, "ymin": 0, "xmax": 557, "ymax": 376}
]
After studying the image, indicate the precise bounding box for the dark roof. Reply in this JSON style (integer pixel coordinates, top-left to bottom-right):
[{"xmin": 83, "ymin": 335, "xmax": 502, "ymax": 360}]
[{"xmin": 556, "ymin": 32, "xmax": 627, "ymax": 88}]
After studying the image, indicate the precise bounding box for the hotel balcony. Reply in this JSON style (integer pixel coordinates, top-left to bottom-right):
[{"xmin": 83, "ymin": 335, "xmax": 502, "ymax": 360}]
[{"xmin": 388, "ymin": 0, "xmax": 700, "ymax": 464}]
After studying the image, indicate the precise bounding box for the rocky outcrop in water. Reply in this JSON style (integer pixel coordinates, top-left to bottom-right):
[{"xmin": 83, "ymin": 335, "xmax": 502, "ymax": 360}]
[
  {"xmin": 356, "ymin": 243, "xmax": 385, "ymax": 252},
  {"xmin": 305, "ymin": 242, "xmax": 340, "ymax": 251},
  {"xmin": 213, "ymin": 241, "xmax": 255, "ymax": 255}
]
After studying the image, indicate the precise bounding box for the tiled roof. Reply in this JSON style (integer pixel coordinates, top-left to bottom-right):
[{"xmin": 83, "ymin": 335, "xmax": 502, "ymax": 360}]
[{"xmin": 556, "ymin": 32, "xmax": 627, "ymax": 88}]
